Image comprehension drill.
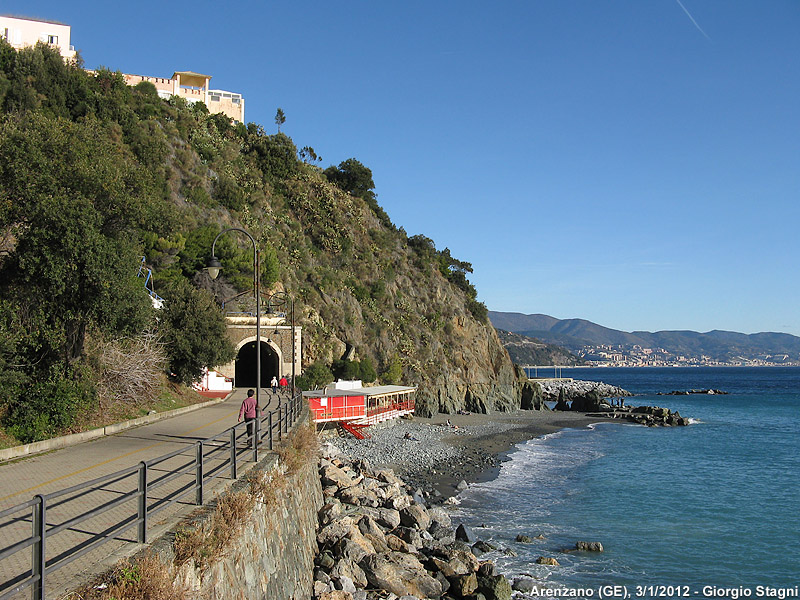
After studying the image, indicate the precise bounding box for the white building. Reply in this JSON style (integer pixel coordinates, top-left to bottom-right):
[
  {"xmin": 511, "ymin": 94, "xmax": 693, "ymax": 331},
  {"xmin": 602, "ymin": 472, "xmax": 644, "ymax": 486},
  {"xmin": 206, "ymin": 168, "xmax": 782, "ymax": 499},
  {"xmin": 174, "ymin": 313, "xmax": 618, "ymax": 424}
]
[{"xmin": 0, "ymin": 15, "xmax": 76, "ymax": 60}]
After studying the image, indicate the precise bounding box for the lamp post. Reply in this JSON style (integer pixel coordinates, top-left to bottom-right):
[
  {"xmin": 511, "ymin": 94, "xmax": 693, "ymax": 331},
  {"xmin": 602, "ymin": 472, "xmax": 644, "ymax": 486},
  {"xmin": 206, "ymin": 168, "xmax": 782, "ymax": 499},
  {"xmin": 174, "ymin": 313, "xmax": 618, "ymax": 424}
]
[
  {"xmin": 267, "ymin": 291, "xmax": 295, "ymax": 397},
  {"xmin": 206, "ymin": 228, "xmax": 261, "ymax": 410}
]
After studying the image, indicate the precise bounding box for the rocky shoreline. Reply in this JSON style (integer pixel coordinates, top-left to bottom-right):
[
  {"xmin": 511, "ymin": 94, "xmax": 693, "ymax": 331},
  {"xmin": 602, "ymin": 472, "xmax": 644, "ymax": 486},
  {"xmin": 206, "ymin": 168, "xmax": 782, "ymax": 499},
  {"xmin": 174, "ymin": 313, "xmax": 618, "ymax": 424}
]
[
  {"xmin": 314, "ymin": 451, "xmax": 516, "ymax": 600},
  {"xmin": 313, "ymin": 379, "xmax": 694, "ymax": 598}
]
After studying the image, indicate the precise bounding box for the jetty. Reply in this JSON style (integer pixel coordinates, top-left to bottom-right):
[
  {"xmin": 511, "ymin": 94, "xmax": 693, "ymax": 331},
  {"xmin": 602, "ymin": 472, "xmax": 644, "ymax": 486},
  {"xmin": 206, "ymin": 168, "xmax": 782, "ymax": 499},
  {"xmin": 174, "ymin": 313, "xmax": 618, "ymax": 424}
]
[{"xmin": 522, "ymin": 365, "xmax": 573, "ymax": 381}]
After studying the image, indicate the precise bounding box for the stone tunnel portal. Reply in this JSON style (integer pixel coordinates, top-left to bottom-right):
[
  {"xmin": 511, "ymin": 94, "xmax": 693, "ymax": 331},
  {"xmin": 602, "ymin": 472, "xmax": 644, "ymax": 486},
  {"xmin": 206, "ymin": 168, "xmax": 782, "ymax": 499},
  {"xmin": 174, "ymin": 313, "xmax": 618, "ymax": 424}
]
[{"xmin": 235, "ymin": 341, "xmax": 279, "ymax": 388}]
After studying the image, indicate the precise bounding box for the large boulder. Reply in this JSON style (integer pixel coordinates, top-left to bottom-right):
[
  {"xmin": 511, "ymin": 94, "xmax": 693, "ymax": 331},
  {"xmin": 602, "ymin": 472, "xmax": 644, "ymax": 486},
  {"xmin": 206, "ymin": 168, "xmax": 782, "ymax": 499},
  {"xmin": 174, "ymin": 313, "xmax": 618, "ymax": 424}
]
[
  {"xmin": 333, "ymin": 537, "xmax": 372, "ymax": 563},
  {"xmin": 575, "ymin": 541, "xmax": 604, "ymax": 552},
  {"xmin": 570, "ymin": 390, "xmax": 607, "ymax": 412},
  {"xmin": 321, "ymin": 464, "xmax": 359, "ymax": 489},
  {"xmin": 477, "ymin": 573, "xmax": 512, "ymax": 600},
  {"xmin": 428, "ymin": 506, "xmax": 452, "ymax": 530},
  {"xmin": 400, "ymin": 504, "xmax": 432, "ymax": 531},
  {"xmin": 519, "ymin": 381, "xmax": 548, "ymax": 410},
  {"xmin": 450, "ymin": 572, "xmax": 478, "ymax": 597},
  {"xmin": 455, "ymin": 523, "xmax": 477, "ymax": 543},
  {"xmin": 331, "ymin": 559, "xmax": 368, "ymax": 589},
  {"xmin": 318, "ymin": 517, "xmax": 358, "ymax": 547},
  {"xmin": 554, "ymin": 387, "xmax": 571, "ymax": 411},
  {"xmin": 360, "ymin": 553, "xmax": 443, "ymax": 599}
]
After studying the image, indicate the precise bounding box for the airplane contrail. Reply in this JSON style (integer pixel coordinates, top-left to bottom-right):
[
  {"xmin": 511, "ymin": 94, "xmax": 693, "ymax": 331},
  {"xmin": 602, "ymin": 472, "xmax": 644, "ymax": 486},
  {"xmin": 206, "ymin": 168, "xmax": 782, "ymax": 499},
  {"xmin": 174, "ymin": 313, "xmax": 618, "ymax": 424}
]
[{"xmin": 675, "ymin": 0, "xmax": 711, "ymax": 40}]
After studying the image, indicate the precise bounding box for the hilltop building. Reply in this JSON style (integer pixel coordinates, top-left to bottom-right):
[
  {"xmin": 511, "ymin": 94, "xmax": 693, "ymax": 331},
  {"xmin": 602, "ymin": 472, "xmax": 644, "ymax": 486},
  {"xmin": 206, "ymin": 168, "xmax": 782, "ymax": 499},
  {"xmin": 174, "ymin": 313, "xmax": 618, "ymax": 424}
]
[
  {"xmin": 123, "ymin": 71, "xmax": 245, "ymax": 123},
  {"xmin": 2, "ymin": 15, "xmax": 245, "ymax": 123},
  {"xmin": 0, "ymin": 15, "xmax": 76, "ymax": 60}
]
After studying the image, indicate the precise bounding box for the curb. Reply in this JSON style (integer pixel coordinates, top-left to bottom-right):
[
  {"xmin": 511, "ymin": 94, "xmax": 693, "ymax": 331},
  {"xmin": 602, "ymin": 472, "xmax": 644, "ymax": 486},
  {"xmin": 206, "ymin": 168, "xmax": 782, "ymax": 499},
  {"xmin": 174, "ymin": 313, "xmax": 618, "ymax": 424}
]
[{"xmin": 0, "ymin": 394, "xmax": 233, "ymax": 463}]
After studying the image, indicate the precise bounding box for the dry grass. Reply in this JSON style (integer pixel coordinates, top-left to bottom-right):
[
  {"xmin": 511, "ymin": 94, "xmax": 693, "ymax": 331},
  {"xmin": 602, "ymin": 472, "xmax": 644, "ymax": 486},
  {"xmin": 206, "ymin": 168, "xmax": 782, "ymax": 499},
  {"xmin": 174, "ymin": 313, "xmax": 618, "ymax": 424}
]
[
  {"xmin": 245, "ymin": 467, "xmax": 285, "ymax": 507},
  {"xmin": 94, "ymin": 331, "xmax": 167, "ymax": 411},
  {"xmin": 173, "ymin": 489, "xmax": 256, "ymax": 569},
  {"xmin": 276, "ymin": 419, "xmax": 319, "ymax": 474},
  {"xmin": 74, "ymin": 554, "xmax": 188, "ymax": 600}
]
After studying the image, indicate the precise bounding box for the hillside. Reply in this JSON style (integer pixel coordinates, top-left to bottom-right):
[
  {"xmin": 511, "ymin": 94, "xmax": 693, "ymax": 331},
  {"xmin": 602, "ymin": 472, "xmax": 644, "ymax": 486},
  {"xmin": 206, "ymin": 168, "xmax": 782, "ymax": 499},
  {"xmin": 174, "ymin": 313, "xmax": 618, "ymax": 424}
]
[
  {"xmin": 489, "ymin": 311, "xmax": 800, "ymax": 365},
  {"xmin": 0, "ymin": 41, "xmax": 524, "ymax": 444},
  {"xmin": 495, "ymin": 330, "xmax": 584, "ymax": 367}
]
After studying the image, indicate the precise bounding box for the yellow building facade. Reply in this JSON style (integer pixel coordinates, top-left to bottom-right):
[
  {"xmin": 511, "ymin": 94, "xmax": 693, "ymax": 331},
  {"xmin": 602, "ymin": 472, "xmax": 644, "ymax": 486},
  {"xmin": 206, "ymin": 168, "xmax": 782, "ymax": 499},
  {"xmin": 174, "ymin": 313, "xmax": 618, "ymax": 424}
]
[{"xmin": 123, "ymin": 70, "xmax": 245, "ymax": 123}]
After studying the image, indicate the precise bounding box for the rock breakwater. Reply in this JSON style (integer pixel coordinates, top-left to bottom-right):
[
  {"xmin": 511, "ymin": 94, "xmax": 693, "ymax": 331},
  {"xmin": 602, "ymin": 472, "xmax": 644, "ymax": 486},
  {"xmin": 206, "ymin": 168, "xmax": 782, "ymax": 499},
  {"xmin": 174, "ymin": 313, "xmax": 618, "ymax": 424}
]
[
  {"xmin": 536, "ymin": 379, "xmax": 632, "ymax": 401},
  {"xmin": 540, "ymin": 379, "xmax": 689, "ymax": 427},
  {"xmin": 314, "ymin": 451, "xmax": 514, "ymax": 600}
]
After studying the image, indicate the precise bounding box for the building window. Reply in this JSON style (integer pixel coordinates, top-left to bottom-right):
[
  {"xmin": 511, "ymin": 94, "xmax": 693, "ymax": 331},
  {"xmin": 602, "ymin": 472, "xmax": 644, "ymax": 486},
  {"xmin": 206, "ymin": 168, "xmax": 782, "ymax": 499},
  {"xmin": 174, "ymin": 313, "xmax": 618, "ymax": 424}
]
[
  {"xmin": 210, "ymin": 95, "xmax": 221, "ymax": 102},
  {"xmin": 48, "ymin": 35, "xmax": 58, "ymax": 45}
]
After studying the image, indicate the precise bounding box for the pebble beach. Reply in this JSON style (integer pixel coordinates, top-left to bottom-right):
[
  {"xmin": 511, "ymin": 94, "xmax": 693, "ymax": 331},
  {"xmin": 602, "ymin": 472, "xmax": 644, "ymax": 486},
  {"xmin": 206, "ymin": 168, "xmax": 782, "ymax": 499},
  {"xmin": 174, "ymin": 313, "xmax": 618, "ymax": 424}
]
[{"xmin": 328, "ymin": 408, "xmax": 601, "ymax": 502}]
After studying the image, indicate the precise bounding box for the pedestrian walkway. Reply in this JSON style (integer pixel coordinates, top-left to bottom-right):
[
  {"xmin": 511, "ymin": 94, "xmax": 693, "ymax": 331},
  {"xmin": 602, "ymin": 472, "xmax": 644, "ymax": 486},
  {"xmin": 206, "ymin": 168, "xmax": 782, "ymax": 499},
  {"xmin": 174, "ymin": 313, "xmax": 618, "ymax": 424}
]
[{"xmin": 0, "ymin": 388, "xmax": 296, "ymax": 600}]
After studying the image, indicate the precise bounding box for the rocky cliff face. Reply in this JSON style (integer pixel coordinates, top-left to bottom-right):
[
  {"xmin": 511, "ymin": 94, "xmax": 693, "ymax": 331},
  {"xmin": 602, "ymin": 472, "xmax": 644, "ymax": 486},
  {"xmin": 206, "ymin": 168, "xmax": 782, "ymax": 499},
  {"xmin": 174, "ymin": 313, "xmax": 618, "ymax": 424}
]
[
  {"xmin": 245, "ymin": 177, "xmax": 529, "ymax": 418},
  {"xmin": 295, "ymin": 235, "xmax": 522, "ymax": 417}
]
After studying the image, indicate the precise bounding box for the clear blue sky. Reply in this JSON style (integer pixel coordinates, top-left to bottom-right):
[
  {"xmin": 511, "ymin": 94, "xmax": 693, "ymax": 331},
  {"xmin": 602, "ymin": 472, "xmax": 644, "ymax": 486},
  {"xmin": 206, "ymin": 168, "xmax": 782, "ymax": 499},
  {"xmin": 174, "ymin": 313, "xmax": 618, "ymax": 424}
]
[{"xmin": 8, "ymin": 1, "xmax": 800, "ymax": 335}]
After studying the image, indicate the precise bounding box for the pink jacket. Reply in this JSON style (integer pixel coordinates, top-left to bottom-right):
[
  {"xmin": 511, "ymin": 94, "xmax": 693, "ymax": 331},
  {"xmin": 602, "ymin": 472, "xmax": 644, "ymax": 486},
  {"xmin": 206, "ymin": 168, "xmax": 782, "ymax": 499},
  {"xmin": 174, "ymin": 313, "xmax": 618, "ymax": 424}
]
[{"xmin": 239, "ymin": 396, "xmax": 260, "ymax": 420}]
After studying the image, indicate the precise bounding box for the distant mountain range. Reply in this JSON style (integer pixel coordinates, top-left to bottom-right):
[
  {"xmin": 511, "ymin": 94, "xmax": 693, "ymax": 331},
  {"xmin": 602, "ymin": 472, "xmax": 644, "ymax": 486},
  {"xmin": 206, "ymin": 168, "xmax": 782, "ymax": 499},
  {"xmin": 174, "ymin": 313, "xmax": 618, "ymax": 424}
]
[{"xmin": 489, "ymin": 312, "xmax": 800, "ymax": 365}]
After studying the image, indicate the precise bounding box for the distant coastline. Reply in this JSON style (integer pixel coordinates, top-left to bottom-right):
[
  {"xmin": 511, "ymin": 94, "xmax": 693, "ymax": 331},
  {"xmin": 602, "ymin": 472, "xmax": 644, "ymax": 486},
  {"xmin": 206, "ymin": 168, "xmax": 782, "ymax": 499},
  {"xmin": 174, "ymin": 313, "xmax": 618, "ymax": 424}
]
[{"xmin": 490, "ymin": 311, "xmax": 800, "ymax": 367}]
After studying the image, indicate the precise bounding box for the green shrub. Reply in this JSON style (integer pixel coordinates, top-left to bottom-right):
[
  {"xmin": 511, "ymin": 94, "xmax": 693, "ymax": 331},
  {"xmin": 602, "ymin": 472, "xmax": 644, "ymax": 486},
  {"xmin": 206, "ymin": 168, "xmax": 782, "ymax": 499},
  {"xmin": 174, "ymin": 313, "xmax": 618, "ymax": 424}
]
[
  {"xmin": 5, "ymin": 375, "xmax": 95, "ymax": 443},
  {"xmin": 331, "ymin": 359, "xmax": 361, "ymax": 380},
  {"xmin": 467, "ymin": 299, "xmax": 488, "ymax": 323},
  {"xmin": 380, "ymin": 354, "xmax": 403, "ymax": 385},
  {"xmin": 159, "ymin": 279, "xmax": 235, "ymax": 384},
  {"xmin": 295, "ymin": 361, "xmax": 334, "ymax": 391},
  {"xmin": 359, "ymin": 358, "xmax": 377, "ymax": 383}
]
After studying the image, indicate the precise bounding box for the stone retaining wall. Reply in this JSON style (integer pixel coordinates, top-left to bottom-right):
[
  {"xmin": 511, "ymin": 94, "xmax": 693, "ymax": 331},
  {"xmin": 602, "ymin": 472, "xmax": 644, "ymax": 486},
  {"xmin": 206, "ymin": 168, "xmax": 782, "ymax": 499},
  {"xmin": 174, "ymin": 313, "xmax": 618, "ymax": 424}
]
[
  {"xmin": 178, "ymin": 454, "xmax": 324, "ymax": 599},
  {"xmin": 85, "ymin": 410, "xmax": 324, "ymax": 600}
]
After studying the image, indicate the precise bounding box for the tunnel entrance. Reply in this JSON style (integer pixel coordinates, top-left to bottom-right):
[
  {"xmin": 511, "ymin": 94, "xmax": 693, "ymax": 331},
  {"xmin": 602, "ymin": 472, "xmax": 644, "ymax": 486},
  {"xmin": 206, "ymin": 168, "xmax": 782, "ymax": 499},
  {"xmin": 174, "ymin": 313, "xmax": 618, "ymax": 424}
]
[{"xmin": 235, "ymin": 341, "xmax": 279, "ymax": 388}]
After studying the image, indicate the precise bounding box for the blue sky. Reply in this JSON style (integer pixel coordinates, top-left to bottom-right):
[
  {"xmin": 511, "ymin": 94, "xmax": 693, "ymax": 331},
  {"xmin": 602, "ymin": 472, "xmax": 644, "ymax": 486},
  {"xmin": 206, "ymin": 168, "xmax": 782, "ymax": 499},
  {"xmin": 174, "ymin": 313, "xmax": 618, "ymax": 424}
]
[{"xmin": 8, "ymin": 1, "xmax": 800, "ymax": 335}]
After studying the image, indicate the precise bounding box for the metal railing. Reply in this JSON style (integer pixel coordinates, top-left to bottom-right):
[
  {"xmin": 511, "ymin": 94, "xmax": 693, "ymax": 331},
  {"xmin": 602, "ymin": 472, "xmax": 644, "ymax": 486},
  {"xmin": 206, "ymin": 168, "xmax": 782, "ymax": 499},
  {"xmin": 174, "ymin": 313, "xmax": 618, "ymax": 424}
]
[{"xmin": 0, "ymin": 392, "xmax": 304, "ymax": 600}]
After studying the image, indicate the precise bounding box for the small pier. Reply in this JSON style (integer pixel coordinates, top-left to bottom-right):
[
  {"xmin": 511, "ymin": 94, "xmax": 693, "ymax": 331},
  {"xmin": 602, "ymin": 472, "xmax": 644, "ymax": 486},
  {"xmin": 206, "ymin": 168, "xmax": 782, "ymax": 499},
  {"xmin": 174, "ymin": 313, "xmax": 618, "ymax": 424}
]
[{"xmin": 522, "ymin": 365, "xmax": 573, "ymax": 382}]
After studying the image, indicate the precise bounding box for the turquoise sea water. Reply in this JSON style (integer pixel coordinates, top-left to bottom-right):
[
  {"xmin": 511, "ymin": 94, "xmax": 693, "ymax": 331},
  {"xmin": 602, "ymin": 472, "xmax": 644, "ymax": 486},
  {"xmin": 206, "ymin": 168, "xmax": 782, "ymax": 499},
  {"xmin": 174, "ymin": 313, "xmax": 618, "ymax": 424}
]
[{"xmin": 452, "ymin": 367, "xmax": 800, "ymax": 595}]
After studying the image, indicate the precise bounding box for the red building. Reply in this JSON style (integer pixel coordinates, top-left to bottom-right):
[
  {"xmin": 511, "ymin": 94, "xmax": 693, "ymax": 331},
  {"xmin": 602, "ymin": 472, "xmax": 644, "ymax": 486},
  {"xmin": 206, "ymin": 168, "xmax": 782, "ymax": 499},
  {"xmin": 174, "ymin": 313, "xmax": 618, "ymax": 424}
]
[{"xmin": 304, "ymin": 384, "xmax": 416, "ymax": 438}]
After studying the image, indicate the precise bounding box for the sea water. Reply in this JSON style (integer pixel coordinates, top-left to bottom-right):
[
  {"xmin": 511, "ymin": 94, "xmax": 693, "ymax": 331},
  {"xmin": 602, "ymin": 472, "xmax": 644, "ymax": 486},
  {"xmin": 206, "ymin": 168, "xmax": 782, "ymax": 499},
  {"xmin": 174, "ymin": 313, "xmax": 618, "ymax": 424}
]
[{"xmin": 451, "ymin": 367, "xmax": 800, "ymax": 595}]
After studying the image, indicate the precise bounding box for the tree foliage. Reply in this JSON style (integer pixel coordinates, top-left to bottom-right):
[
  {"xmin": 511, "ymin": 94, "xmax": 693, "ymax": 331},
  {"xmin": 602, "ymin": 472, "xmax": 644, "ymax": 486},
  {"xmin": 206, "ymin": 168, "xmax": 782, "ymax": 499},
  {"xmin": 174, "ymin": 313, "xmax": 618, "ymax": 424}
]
[
  {"xmin": 275, "ymin": 107, "xmax": 285, "ymax": 132},
  {"xmin": 159, "ymin": 279, "xmax": 235, "ymax": 384},
  {"xmin": 294, "ymin": 361, "xmax": 334, "ymax": 391},
  {"xmin": 324, "ymin": 158, "xmax": 394, "ymax": 229},
  {"xmin": 0, "ymin": 39, "xmax": 494, "ymax": 440}
]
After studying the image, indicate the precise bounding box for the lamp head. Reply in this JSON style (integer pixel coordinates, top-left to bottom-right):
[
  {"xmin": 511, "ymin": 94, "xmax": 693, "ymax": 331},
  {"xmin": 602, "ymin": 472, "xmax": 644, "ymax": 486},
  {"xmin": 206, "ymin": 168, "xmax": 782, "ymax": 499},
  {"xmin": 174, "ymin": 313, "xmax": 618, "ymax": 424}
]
[{"xmin": 206, "ymin": 256, "xmax": 222, "ymax": 280}]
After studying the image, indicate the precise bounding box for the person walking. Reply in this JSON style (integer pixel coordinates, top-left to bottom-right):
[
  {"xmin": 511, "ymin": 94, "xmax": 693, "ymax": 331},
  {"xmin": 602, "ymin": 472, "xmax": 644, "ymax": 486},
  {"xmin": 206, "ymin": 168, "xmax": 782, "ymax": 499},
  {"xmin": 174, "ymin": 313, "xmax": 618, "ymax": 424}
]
[
  {"xmin": 279, "ymin": 375, "xmax": 288, "ymax": 391},
  {"xmin": 238, "ymin": 389, "xmax": 262, "ymax": 444},
  {"xmin": 271, "ymin": 376, "xmax": 278, "ymax": 394}
]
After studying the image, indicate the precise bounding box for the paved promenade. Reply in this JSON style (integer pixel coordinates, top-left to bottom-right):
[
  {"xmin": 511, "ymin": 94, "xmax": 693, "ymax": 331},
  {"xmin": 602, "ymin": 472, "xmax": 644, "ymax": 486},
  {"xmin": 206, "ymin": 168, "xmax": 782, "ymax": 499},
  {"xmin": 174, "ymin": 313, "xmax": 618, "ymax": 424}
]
[{"xmin": 0, "ymin": 388, "xmax": 293, "ymax": 600}]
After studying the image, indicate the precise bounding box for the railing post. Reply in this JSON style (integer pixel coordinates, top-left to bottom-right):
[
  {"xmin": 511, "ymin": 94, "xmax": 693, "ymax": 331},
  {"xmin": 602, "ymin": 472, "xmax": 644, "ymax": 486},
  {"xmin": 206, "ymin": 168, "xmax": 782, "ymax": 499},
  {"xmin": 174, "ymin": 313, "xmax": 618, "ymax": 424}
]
[
  {"xmin": 195, "ymin": 442, "xmax": 203, "ymax": 505},
  {"xmin": 32, "ymin": 494, "xmax": 45, "ymax": 600},
  {"xmin": 268, "ymin": 411, "xmax": 274, "ymax": 450},
  {"xmin": 278, "ymin": 405, "xmax": 283, "ymax": 440},
  {"xmin": 230, "ymin": 428, "xmax": 237, "ymax": 480},
  {"xmin": 137, "ymin": 461, "xmax": 148, "ymax": 544},
  {"xmin": 252, "ymin": 418, "xmax": 259, "ymax": 462}
]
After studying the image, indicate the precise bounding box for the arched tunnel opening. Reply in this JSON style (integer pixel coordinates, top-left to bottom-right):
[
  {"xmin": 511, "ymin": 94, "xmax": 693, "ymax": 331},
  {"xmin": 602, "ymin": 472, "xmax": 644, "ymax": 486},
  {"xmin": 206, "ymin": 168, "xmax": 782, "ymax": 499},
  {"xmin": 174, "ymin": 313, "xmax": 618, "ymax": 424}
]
[{"xmin": 235, "ymin": 341, "xmax": 279, "ymax": 388}]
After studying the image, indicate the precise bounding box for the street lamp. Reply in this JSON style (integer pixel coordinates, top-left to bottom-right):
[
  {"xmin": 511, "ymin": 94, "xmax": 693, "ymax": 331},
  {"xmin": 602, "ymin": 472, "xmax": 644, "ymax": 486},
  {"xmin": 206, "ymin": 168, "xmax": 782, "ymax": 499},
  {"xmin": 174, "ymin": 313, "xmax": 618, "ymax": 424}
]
[
  {"xmin": 267, "ymin": 291, "xmax": 295, "ymax": 396},
  {"xmin": 206, "ymin": 228, "xmax": 261, "ymax": 410}
]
